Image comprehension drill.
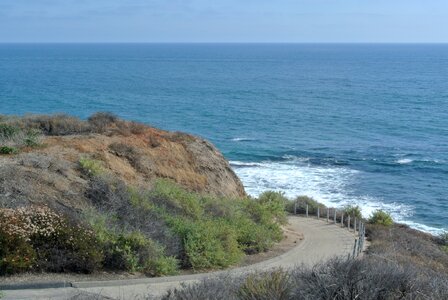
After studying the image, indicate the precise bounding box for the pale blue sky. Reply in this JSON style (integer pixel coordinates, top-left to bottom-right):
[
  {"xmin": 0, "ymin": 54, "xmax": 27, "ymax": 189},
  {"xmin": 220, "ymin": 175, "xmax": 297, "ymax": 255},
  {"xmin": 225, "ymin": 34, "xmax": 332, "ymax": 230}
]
[{"xmin": 0, "ymin": 0, "xmax": 447, "ymax": 42}]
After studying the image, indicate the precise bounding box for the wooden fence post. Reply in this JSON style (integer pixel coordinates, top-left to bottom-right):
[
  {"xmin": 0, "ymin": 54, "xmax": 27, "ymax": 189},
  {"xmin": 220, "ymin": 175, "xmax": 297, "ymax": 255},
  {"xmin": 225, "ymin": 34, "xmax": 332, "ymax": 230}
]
[
  {"xmin": 294, "ymin": 202, "xmax": 297, "ymax": 215},
  {"xmin": 354, "ymin": 218, "xmax": 357, "ymax": 233},
  {"xmin": 341, "ymin": 213, "xmax": 344, "ymax": 227},
  {"xmin": 317, "ymin": 207, "xmax": 320, "ymax": 219},
  {"xmin": 327, "ymin": 208, "xmax": 329, "ymax": 222},
  {"xmin": 334, "ymin": 209, "xmax": 337, "ymax": 223},
  {"xmin": 306, "ymin": 205, "xmax": 309, "ymax": 218},
  {"xmin": 348, "ymin": 216, "xmax": 351, "ymax": 231}
]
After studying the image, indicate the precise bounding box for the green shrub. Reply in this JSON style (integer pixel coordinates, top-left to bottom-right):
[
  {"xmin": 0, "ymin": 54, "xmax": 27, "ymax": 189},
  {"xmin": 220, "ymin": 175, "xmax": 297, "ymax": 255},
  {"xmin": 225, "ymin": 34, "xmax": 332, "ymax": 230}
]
[
  {"xmin": 103, "ymin": 232, "xmax": 146, "ymax": 272},
  {"xmin": 95, "ymin": 179, "xmax": 287, "ymax": 271},
  {"xmin": 294, "ymin": 195, "xmax": 326, "ymax": 214},
  {"xmin": 368, "ymin": 210, "xmax": 393, "ymax": 226},
  {"xmin": 0, "ymin": 124, "xmax": 19, "ymax": 139},
  {"xmin": 171, "ymin": 218, "xmax": 243, "ymax": 269},
  {"xmin": 79, "ymin": 157, "xmax": 104, "ymax": 176},
  {"xmin": 342, "ymin": 205, "xmax": 363, "ymax": 220},
  {"xmin": 150, "ymin": 179, "xmax": 204, "ymax": 219},
  {"xmin": 145, "ymin": 256, "xmax": 179, "ymax": 276},
  {"xmin": 0, "ymin": 123, "xmax": 41, "ymax": 151},
  {"xmin": 235, "ymin": 217, "xmax": 281, "ymax": 254},
  {"xmin": 257, "ymin": 191, "xmax": 288, "ymax": 225},
  {"xmin": 0, "ymin": 146, "xmax": 18, "ymax": 155},
  {"xmin": 24, "ymin": 129, "xmax": 41, "ymax": 147},
  {"xmin": 85, "ymin": 210, "xmax": 167, "ymax": 272}
]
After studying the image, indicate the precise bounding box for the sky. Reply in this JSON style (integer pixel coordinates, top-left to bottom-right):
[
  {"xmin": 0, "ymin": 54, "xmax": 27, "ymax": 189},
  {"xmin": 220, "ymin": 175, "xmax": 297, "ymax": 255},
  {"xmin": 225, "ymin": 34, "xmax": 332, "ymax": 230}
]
[{"xmin": 0, "ymin": 0, "xmax": 447, "ymax": 43}]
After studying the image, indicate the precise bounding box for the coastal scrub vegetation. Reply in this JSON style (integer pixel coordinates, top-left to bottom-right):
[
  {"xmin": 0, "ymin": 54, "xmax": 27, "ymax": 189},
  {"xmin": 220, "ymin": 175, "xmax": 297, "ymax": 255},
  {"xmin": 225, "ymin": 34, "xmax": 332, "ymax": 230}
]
[
  {"xmin": 368, "ymin": 209, "xmax": 393, "ymax": 226},
  {"xmin": 161, "ymin": 204, "xmax": 448, "ymax": 299},
  {"xmin": 293, "ymin": 195, "xmax": 326, "ymax": 214},
  {"xmin": 86, "ymin": 176, "xmax": 287, "ymax": 270},
  {"xmin": 160, "ymin": 258, "xmax": 448, "ymax": 300},
  {"xmin": 0, "ymin": 123, "xmax": 41, "ymax": 155},
  {"xmin": 0, "ymin": 206, "xmax": 102, "ymax": 275},
  {"xmin": 0, "ymin": 172, "xmax": 287, "ymax": 275},
  {"xmin": 0, "ymin": 112, "xmax": 149, "ymax": 139}
]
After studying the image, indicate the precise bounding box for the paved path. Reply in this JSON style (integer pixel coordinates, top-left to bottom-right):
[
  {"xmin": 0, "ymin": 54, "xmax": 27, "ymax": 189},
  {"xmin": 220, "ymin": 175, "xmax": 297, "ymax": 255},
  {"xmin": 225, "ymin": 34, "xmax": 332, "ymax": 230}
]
[{"xmin": 2, "ymin": 216, "xmax": 357, "ymax": 300}]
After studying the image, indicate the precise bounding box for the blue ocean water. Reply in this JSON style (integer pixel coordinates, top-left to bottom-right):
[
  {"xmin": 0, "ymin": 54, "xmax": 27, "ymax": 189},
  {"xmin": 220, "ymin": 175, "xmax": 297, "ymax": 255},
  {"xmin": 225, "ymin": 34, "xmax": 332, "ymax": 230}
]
[{"xmin": 0, "ymin": 44, "xmax": 447, "ymax": 234}]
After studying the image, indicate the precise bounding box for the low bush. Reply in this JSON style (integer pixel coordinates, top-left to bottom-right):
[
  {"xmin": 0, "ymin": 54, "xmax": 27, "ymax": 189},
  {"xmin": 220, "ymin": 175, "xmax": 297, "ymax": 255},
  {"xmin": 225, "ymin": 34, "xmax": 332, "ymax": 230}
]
[
  {"xmin": 79, "ymin": 157, "xmax": 104, "ymax": 177},
  {"xmin": 150, "ymin": 179, "xmax": 204, "ymax": 219},
  {"xmin": 88, "ymin": 112, "xmax": 119, "ymax": 133},
  {"xmin": 294, "ymin": 195, "xmax": 326, "ymax": 214},
  {"xmin": 0, "ymin": 212, "xmax": 36, "ymax": 274},
  {"xmin": 0, "ymin": 206, "xmax": 102, "ymax": 274},
  {"xmin": 342, "ymin": 205, "xmax": 363, "ymax": 220},
  {"xmin": 16, "ymin": 114, "xmax": 90, "ymax": 136},
  {"xmin": 170, "ymin": 218, "xmax": 243, "ymax": 269},
  {"xmin": 128, "ymin": 122, "xmax": 147, "ymax": 135},
  {"xmin": 438, "ymin": 231, "xmax": 448, "ymax": 245},
  {"xmin": 161, "ymin": 257, "xmax": 448, "ymax": 300},
  {"xmin": 144, "ymin": 256, "xmax": 179, "ymax": 277},
  {"xmin": 439, "ymin": 232, "xmax": 448, "ymax": 253},
  {"xmin": 256, "ymin": 191, "xmax": 288, "ymax": 225},
  {"xmin": 23, "ymin": 129, "xmax": 41, "ymax": 147},
  {"xmin": 162, "ymin": 275, "xmax": 241, "ymax": 300},
  {"xmin": 0, "ymin": 124, "xmax": 19, "ymax": 139},
  {"xmin": 130, "ymin": 179, "xmax": 285, "ymax": 269},
  {"xmin": 1, "ymin": 113, "xmax": 152, "ymax": 139},
  {"xmin": 102, "ymin": 231, "xmax": 163, "ymax": 272},
  {"xmin": 0, "ymin": 123, "xmax": 42, "ymax": 153},
  {"xmin": 368, "ymin": 209, "xmax": 393, "ymax": 226},
  {"xmin": 238, "ymin": 270, "xmax": 291, "ymax": 300},
  {"xmin": 84, "ymin": 208, "xmax": 178, "ymax": 274},
  {"xmin": 86, "ymin": 176, "xmax": 183, "ymax": 258},
  {"xmin": 0, "ymin": 146, "xmax": 18, "ymax": 155}
]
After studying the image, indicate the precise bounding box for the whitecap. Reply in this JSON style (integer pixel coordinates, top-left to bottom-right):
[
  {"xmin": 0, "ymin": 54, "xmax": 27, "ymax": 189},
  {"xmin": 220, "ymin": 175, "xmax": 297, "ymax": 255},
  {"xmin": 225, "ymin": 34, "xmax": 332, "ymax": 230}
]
[
  {"xmin": 396, "ymin": 158, "xmax": 413, "ymax": 164},
  {"xmin": 230, "ymin": 161, "xmax": 264, "ymax": 167},
  {"xmin": 231, "ymin": 137, "xmax": 254, "ymax": 142}
]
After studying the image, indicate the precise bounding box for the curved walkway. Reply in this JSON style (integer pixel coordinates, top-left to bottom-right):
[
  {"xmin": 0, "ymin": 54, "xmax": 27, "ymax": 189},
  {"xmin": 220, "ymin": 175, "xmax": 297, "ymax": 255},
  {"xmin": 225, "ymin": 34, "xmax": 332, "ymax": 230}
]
[{"xmin": 2, "ymin": 216, "xmax": 357, "ymax": 300}]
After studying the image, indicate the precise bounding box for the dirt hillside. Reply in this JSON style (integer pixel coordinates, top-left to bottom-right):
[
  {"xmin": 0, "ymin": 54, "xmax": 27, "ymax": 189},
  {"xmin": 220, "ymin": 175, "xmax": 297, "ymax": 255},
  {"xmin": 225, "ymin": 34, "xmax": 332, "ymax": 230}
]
[{"xmin": 0, "ymin": 114, "xmax": 245, "ymax": 211}]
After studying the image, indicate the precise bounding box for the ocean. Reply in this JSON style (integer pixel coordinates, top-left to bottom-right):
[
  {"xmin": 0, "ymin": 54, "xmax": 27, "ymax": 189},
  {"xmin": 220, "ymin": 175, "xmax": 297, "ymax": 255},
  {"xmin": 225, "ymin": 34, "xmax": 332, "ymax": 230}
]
[{"xmin": 0, "ymin": 43, "xmax": 447, "ymax": 234}]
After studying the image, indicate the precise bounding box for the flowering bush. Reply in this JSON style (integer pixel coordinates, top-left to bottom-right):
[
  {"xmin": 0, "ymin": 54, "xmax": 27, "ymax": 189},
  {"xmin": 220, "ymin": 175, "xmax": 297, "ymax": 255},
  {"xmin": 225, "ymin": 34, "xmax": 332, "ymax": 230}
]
[
  {"xmin": 0, "ymin": 206, "xmax": 63, "ymax": 242},
  {"xmin": 0, "ymin": 206, "xmax": 102, "ymax": 274}
]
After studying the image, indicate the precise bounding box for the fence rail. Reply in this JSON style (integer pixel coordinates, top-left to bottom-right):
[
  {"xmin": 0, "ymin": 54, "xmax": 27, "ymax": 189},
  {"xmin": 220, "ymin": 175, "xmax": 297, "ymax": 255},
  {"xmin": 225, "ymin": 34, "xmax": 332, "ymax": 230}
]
[{"xmin": 293, "ymin": 203, "xmax": 366, "ymax": 258}]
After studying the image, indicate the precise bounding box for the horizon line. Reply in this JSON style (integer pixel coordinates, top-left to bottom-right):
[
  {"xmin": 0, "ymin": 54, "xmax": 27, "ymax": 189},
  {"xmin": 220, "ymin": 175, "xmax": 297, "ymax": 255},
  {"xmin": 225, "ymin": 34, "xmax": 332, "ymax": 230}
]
[{"xmin": 1, "ymin": 42, "xmax": 448, "ymax": 45}]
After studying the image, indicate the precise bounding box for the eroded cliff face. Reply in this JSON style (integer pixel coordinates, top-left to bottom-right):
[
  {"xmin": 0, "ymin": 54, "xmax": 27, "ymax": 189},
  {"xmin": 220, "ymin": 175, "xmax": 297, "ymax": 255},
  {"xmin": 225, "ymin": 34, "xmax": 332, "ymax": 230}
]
[{"xmin": 0, "ymin": 117, "xmax": 245, "ymax": 211}]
